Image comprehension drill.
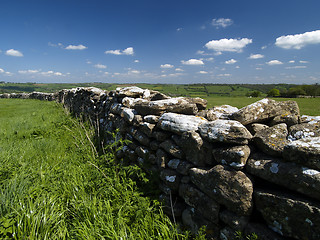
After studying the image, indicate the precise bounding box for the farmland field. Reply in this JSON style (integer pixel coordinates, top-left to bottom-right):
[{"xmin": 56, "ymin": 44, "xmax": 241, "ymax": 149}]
[{"xmin": 0, "ymin": 99, "xmax": 201, "ymax": 239}]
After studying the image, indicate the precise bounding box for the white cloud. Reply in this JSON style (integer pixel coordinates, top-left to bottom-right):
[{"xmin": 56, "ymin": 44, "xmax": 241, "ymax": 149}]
[
  {"xmin": 177, "ymin": 28, "xmax": 183, "ymax": 32},
  {"xmin": 212, "ymin": 18, "xmax": 233, "ymax": 28},
  {"xmin": 256, "ymin": 67, "xmax": 263, "ymax": 70},
  {"xmin": 175, "ymin": 68, "xmax": 184, "ymax": 72},
  {"xmin": 105, "ymin": 47, "xmax": 134, "ymax": 55},
  {"xmin": 289, "ymin": 60, "xmax": 295, "ymax": 63},
  {"xmin": 275, "ymin": 30, "xmax": 320, "ymax": 49},
  {"xmin": 261, "ymin": 45, "xmax": 267, "ymax": 50},
  {"xmin": 198, "ymin": 71, "xmax": 208, "ymax": 74},
  {"xmin": 299, "ymin": 60, "xmax": 309, "ymax": 63},
  {"xmin": 217, "ymin": 73, "xmax": 231, "ymax": 77},
  {"xmin": 65, "ymin": 44, "xmax": 87, "ymax": 50},
  {"xmin": 129, "ymin": 70, "xmax": 140, "ymax": 74},
  {"xmin": 266, "ymin": 60, "xmax": 283, "ymax": 65},
  {"xmin": 225, "ymin": 59, "xmax": 237, "ymax": 64},
  {"xmin": 123, "ymin": 47, "xmax": 134, "ymax": 55},
  {"xmin": 5, "ymin": 49, "xmax": 23, "ymax": 57},
  {"xmin": 181, "ymin": 59, "xmax": 204, "ymax": 65},
  {"xmin": 134, "ymin": 60, "xmax": 139, "ymax": 63},
  {"xmin": 248, "ymin": 54, "xmax": 264, "ymax": 59},
  {"xmin": 160, "ymin": 64, "xmax": 174, "ymax": 69},
  {"xmin": 285, "ymin": 66, "xmax": 307, "ymax": 69},
  {"xmin": 0, "ymin": 68, "xmax": 4, "ymax": 73},
  {"xmin": 205, "ymin": 38, "xmax": 252, "ymax": 53},
  {"xmin": 18, "ymin": 69, "xmax": 39, "ymax": 74},
  {"xmin": 94, "ymin": 64, "xmax": 107, "ymax": 69}
]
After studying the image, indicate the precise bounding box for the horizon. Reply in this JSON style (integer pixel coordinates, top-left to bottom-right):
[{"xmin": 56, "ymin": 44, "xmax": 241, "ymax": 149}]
[{"xmin": 1, "ymin": 0, "xmax": 320, "ymax": 85}]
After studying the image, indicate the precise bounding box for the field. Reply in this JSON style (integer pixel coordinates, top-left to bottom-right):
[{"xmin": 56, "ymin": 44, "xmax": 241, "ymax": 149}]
[
  {"xmin": 1, "ymin": 82, "xmax": 319, "ymax": 115},
  {"xmin": 0, "ymin": 99, "xmax": 204, "ymax": 239}
]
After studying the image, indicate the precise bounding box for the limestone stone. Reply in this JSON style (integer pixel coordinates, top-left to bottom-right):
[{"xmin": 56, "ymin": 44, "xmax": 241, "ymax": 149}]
[
  {"xmin": 255, "ymin": 189, "xmax": 320, "ymax": 239},
  {"xmin": 135, "ymin": 146, "xmax": 150, "ymax": 159},
  {"xmin": 182, "ymin": 207, "xmax": 220, "ymax": 239},
  {"xmin": 253, "ymin": 123, "xmax": 289, "ymax": 157},
  {"xmin": 128, "ymin": 127, "xmax": 150, "ymax": 146},
  {"xmin": 138, "ymin": 122, "xmax": 155, "ymax": 137},
  {"xmin": 220, "ymin": 227, "xmax": 238, "ymax": 240},
  {"xmin": 287, "ymin": 122, "xmax": 320, "ymax": 141},
  {"xmin": 159, "ymin": 169, "xmax": 181, "ymax": 191},
  {"xmin": 212, "ymin": 145, "xmax": 250, "ymax": 170},
  {"xmin": 134, "ymin": 97, "xmax": 198, "ymax": 116},
  {"xmin": 159, "ymin": 139, "xmax": 184, "ymax": 159},
  {"xmin": 176, "ymin": 160, "xmax": 194, "ymax": 175},
  {"xmin": 189, "ymin": 165, "xmax": 253, "ymax": 216},
  {"xmin": 156, "ymin": 149, "xmax": 169, "ymax": 168},
  {"xmin": 246, "ymin": 123, "xmax": 269, "ymax": 135},
  {"xmin": 150, "ymin": 140, "xmax": 160, "ymax": 151},
  {"xmin": 199, "ymin": 105, "xmax": 238, "ymax": 121},
  {"xmin": 116, "ymin": 86, "xmax": 145, "ymax": 98},
  {"xmin": 183, "ymin": 97, "xmax": 207, "ymax": 110},
  {"xmin": 219, "ymin": 210, "xmax": 249, "ymax": 231},
  {"xmin": 175, "ymin": 131, "xmax": 213, "ymax": 166},
  {"xmin": 121, "ymin": 107, "xmax": 137, "ymax": 123},
  {"xmin": 230, "ymin": 98, "xmax": 300, "ymax": 125},
  {"xmin": 157, "ymin": 113, "xmax": 207, "ymax": 135},
  {"xmin": 179, "ymin": 184, "xmax": 220, "ymax": 224},
  {"xmin": 245, "ymin": 223, "xmax": 284, "ymax": 240},
  {"xmin": 199, "ymin": 120, "xmax": 253, "ymax": 145},
  {"xmin": 152, "ymin": 131, "xmax": 170, "ymax": 142},
  {"xmin": 143, "ymin": 115, "xmax": 160, "ymax": 124},
  {"xmin": 246, "ymin": 153, "xmax": 320, "ymax": 201},
  {"xmin": 121, "ymin": 97, "xmax": 147, "ymax": 108},
  {"xmin": 283, "ymin": 137, "xmax": 320, "ymax": 171},
  {"xmin": 301, "ymin": 115, "xmax": 320, "ymax": 124}
]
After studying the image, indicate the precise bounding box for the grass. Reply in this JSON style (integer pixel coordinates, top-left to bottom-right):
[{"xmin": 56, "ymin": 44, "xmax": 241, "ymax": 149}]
[{"xmin": 0, "ymin": 99, "xmax": 203, "ymax": 239}]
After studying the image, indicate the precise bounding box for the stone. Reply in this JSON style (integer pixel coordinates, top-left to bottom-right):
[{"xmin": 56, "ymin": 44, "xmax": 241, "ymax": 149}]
[
  {"xmin": 287, "ymin": 122, "xmax": 320, "ymax": 141},
  {"xmin": 230, "ymin": 99, "xmax": 300, "ymax": 125},
  {"xmin": 246, "ymin": 123, "xmax": 269, "ymax": 135},
  {"xmin": 139, "ymin": 122, "xmax": 155, "ymax": 137},
  {"xmin": 167, "ymin": 159, "xmax": 181, "ymax": 170},
  {"xmin": 199, "ymin": 120, "xmax": 253, "ymax": 145},
  {"xmin": 157, "ymin": 113, "xmax": 207, "ymax": 135},
  {"xmin": 150, "ymin": 140, "xmax": 160, "ymax": 151},
  {"xmin": 181, "ymin": 207, "xmax": 220, "ymax": 239},
  {"xmin": 219, "ymin": 210, "xmax": 249, "ymax": 231},
  {"xmin": 183, "ymin": 97, "xmax": 207, "ymax": 110},
  {"xmin": 255, "ymin": 189, "xmax": 320, "ymax": 239},
  {"xmin": 116, "ymin": 86, "xmax": 145, "ymax": 98},
  {"xmin": 176, "ymin": 160, "xmax": 194, "ymax": 175},
  {"xmin": 220, "ymin": 227, "xmax": 238, "ymax": 240},
  {"xmin": 143, "ymin": 115, "xmax": 160, "ymax": 124},
  {"xmin": 199, "ymin": 105, "xmax": 238, "ymax": 121},
  {"xmin": 148, "ymin": 90, "xmax": 171, "ymax": 101},
  {"xmin": 245, "ymin": 223, "xmax": 284, "ymax": 240},
  {"xmin": 156, "ymin": 149, "xmax": 169, "ymax": 168},
  {"xmin": 121, "ymin": 97, "xmax": 147, "ymax": 108},
  {"xmin": 134, "ymin": 98, "xmax": 198, "ymax": 116},
  {"xmin": 283, "ymin": 137, "xmax": 320, "ymax": 171},
  {"xmin": 253, "ymin": 123, "xmax": 289, "ymax": 157},
  {"xmin": 212, "ymin": 145, "xmax": 250, "ymax": 170},
  {"xmin": 110, "ymin": 103, "xmax": 124, "ymax": 115},
  {"xmin": 175, "ymin": 131, "xmax": 213, "ymax": 166},
  {"xmin": 159, "ymin": 194, "xmax": 185, "ymax": 218},
  {"xmin": 152, "ymin": 131, "xmax": 171, "ymax": 142},
  {"xmin": 179, "ymin": 184, "xmax": 220, "ymax": 223},
  {"xmin": 159, "ymin": 139, "xmax": 184, "ymax": 159},
  {"xmin": 189, "ymin": 165, "xmax": 253, "ymax": 216},
  {"xmin": 159, "ymin": 169, "xmax": 181, "ymax": 191},
  {"xmin": 246, "ymin": 153, "xmax": 320, "ymax": 201},
  {"xmin": 135, "ymin": 146, "xmax": 150, "ymax": 159},
  {"xmin": 121, "ymin": 108, "xmax": 137, "ymax": 123},
  {"xmin": 128, "ymin": 127, "xmax": 150, "ymax": 146},
  {"xmin": 301, "ymin": 115, "xmax": 320, "ymax": 124}
]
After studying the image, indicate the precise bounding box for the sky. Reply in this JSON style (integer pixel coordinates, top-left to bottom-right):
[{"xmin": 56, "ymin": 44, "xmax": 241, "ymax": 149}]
[{"xmin": 1, "ymin": 0, "xmax": 320, "ymax": 84}]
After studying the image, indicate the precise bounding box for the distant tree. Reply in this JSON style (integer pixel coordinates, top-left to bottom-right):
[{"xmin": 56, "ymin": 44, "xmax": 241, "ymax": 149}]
[
  {"xmin": 267, "ymin": 88, "xmax": 280, "ymax": 97},
  {"xmin": 287, "ymin": 87, "xmax": 306, "ymax": 97},
  {"xmin": 246, "ymin": 90, "xmax": 261, "ymax": 97}
]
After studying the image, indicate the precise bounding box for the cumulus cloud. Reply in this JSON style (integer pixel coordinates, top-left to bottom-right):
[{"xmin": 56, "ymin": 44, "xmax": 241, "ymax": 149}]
[
  {"xmin": 175, "ymin": 68, "xmax": 184, "ymax": 72},
  {"xmin": 212, "ymin": 18, "xmax": 233, "ymax": 28},
  {"xmin": 105, "ymin": 47, "xmax": 134, "ymax": 55},
  {"xmin": 248, "ymin": 54, "xmax": 264, "ymax": 59},
  {"xmin": 198, "ymin": 71, "xmax": 208, "ymax": 74},
  {"xmin": 299, "ymin": 60, "xmax": 309, "ymax": 63},
  {"xmin": 18, "ymin": 70, "xmax": 39, "ymax": 74},
  {"xmin": 129, "ymin": 70, "xmax": 140, "ymax": 74},
  {"xmin": 225, "ymin": 59, "xmax": 237, "ymax": 64},
  {"xmin": 5, "ymin": 49, "xmax": 23, "ymax": 57},
  {"xmin": 181, "ymin": 59, "xmax": 204, "ymax": 65},
  {"xmin": 289, "ymin": 60, "xmax": 295, "ymax": 63},
  {"xmin": 94, "ymin": 64, "xmax": 107, "ymax": 69},
  {"xmin": 134, "ymin": 60, "xmax": 140, "ymax": 63},
  {"xmin": 65, "ymin": 44, "xmax": 87, "ymax": 50},
  {"xmin": 0, "ymin": 68, "xmax": 4, "ymax": 73},
  {"xmin": 266, "ymin": 60, "xmax": 283, "ymax": 65},
  {"xmin": 160, "ymin": 64, "xmax": 174, "ymax": 69},
  {"xmin": 275, "ymin": 30, "xmax": 320, "ymax": 49},
  {"xmin": 18, "ymin": 69, "xmax": 64, "ymax": 76},
  {"xmin": 205, "ymin": 38, "xmax": 252, "ymax": 53},
  {"xmin": 285, "ymin": 66, "xmax": 307, "ymax": 69},
  {"xmin": 217, "ymin": 73, "xmax": 231, "ymax": 77}
]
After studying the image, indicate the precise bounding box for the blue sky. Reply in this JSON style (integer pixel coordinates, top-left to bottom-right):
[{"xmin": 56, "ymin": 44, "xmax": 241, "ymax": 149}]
[{"xmin": 1, "ymin": 0, "xmax": 320, "ymax": 84}]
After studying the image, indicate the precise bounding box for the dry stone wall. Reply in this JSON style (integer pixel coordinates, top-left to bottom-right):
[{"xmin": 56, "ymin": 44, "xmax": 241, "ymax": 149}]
[{"xmin": 2, "ymin": 86, "xmax": 320, "ymax": 240}]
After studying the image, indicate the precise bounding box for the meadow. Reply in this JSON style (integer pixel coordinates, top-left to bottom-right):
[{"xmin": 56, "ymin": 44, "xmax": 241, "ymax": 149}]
[{"xmin": 0, "ymin": 99, "xmax": 206, "ymax": 239}]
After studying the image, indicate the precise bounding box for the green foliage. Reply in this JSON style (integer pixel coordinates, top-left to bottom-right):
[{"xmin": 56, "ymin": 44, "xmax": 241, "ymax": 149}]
[
  {"xmin": 267, "ymin": 88, "xmax": 280, "ymax": 97},
  {"xmin": 246, "ymin": 90, "xmax": 261, "ymax": 97},
  {"xmin": 0, "ymin": 99, "xmax": 202, "ymax": 239},
  {"xmin": 235, "ymin": 231, "xmax": 259, "ymax": 240}
]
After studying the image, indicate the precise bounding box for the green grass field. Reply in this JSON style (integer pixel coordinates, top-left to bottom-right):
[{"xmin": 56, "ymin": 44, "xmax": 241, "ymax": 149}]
[{"xmin": 0, "ymin": 99, "xmax": 203, "ymax": 239}]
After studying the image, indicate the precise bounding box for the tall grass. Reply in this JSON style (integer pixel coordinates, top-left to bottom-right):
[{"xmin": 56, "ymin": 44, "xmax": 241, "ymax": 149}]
[{"xmin": 0, "ymin": 99, "xmax": 202, "ymax": 239}]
